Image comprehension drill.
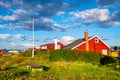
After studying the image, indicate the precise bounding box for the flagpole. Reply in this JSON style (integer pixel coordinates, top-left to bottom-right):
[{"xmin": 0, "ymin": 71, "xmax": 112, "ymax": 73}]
[{"xmin": 32, "ymin": 19, "xmax": 34, "ymax": 57}]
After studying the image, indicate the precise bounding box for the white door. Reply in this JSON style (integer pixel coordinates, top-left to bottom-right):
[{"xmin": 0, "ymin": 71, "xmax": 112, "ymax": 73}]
[{"xmin": 102, "ymin": 49, "xmax": 107, "ymax": 55}]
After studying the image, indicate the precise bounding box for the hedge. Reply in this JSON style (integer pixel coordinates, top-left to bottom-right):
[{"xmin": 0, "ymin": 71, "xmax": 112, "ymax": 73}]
[{"xmin": 49, "ymin": 49, "xmax": 105, "ymax": 64}]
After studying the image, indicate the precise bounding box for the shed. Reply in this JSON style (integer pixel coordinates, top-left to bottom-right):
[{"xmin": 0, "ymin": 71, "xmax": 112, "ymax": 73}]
[{"xmin": 27, "ymin": 63, "xmax": 43, "ymax": 71}]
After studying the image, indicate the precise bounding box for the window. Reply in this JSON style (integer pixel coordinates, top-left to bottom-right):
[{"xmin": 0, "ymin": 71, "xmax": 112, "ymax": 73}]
[
  {"xmin": 95, "ymin": 38, "xmax": 99, "ymax": 43},
  {"xmin": 102, "ymin": 49, "xmax": 107, "ymax": 55}
]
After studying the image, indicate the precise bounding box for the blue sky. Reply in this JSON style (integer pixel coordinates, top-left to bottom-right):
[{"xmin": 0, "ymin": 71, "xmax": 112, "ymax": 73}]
[{"xmin": 0, "ymin": 0, "xmax": 120, "ymax": 49}]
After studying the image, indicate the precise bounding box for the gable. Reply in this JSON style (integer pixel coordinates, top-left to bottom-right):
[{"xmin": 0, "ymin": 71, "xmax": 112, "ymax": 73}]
[{"xmin": 92, "ymin": 36, "xmax": 110, "ymax": 48}]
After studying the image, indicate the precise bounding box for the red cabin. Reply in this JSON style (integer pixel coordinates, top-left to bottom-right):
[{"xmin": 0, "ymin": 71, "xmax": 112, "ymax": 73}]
[
  {"xmin": 64, "ymin": 32, "xmax": 110, "ymax": 56},
  {"xmin": 40, "ymin": 42, "xmax": 64, "ymax": 51}
]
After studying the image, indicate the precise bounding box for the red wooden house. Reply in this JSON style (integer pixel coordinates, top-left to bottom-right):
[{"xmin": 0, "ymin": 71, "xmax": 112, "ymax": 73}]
[
  {"xmin": 64, "ymin": 32, "xmax": 110, "ymax": 56},
  {"xmin": 40, "ymin": 39, "xmax": 64, "ymax": 50}
]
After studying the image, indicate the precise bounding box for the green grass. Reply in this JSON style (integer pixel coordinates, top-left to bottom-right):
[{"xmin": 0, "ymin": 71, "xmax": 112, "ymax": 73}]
[{"xmin": 0, "ymin": 50, "xmax": 120, "ymax": 80}]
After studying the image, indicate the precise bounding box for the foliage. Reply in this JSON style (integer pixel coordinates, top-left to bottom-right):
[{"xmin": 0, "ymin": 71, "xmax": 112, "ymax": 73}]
[
  {"xmin": 49, "ymin": 49, "xmax": 77, "ymax": 62},
  {"xmin": 118, "ymin": 50, "xmax": 120, "ymax": 58},
  {"xmin": 35, "ymin": 50, "xmax": 51, "ymax": 57},
  {"xmin": 20, "ymin": 49, "xmax": 32, "ymax": 57},
  {"xmin": 20, "ymin": 49, "xmax": 51, "ymax": 58},
  {"xmin": 49, "ymin": 49, "xmax": 104, "ymax": 64},
  {"xmin": 39, "ymin": 62, "xmax": 120, "ymax": 80},
  {"xmin": 100, "ymin": 56, "xmax": 118, "ymax": 65},
  {"xmin": 0, "ymin": 66, "xmax": 30, "ymax": 80}
]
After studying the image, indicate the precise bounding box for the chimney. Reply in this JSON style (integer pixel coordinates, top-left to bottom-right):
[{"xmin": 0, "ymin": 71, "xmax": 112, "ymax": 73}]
[
  {"xmin": 54, "ymin": 38, "xmax": 58, "ymax": 50},
  {"xmin": 84, "ymin": 32, "xmax": 89, "ymax": 51}
]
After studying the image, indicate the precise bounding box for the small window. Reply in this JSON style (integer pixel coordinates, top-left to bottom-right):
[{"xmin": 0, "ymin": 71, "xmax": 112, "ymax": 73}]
[{"xmin": 95, "ymin": 38, "xmax": 99, "ymax": 43}]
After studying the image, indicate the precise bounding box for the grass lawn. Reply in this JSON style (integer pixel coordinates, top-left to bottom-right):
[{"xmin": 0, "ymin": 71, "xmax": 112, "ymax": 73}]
[{"xmin": 0, "ymin": 50, "xmax": 120, "ymax": 80}]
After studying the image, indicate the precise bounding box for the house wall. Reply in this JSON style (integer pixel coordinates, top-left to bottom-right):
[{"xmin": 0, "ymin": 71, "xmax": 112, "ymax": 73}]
[
  {"xmin": 47, "ymin": 44, "xmax": 55, "ymax": 50},
  {"xmin": 74, "ymin": 43, "xmax": 85, "ymax": 51},
  {"xmin": 73, "ymin": 37, "xmax": 109, "ymax": 55}
]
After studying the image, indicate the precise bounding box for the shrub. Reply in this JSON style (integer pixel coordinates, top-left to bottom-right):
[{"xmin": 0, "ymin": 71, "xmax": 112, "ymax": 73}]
[
  {"xmin": 35, "ymin": 50, "xmax": 51, "ymax": 57},
  {"xmin": 20, "ymin": 49, "xmax": 51, "ymax": 57},
  {"xmin": 20, "ymin": 49, "xmax": 32, "ymax": 57},
  {"xmin": 49, "ymin": 49, "xmax": 77, "ymax": 62},
  {"xmin": 100, "ymin": 56, "xmax": 117, "ymax": 65},
  {"xmin": 49, "ymin": 49, "xmax": 104, "ymax": 64}
]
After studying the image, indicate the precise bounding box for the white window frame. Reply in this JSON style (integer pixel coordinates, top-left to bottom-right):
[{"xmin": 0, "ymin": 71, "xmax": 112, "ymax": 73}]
[{"xmin": 95, "ymin": 38, "xmax": 99, "ymax": 43}]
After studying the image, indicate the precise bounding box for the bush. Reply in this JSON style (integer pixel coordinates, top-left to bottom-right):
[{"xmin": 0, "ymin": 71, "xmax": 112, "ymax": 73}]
[
  {"xmin": 49, "ymin": 49, "xmax": 104, "ymax": 64},
  {"xmin": 20, "ymin": 49, "xmax": 32, "ymax": 57},
  {"xmin": 49, "ymin": 49, "xmax": 77, "ymax": 62},
  {"xmin": 100, "ymin": 56, "xmax": 117, "ymax": 65},
  {"xmin": 20, "ymin": 49, "xmax": 51, "ymax": 57},
  {"xmin": 35, "ymin": 50, "xmax": 51, "ymax": 57}
]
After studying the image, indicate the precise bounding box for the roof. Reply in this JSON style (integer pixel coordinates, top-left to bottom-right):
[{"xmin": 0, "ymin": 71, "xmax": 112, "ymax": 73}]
[
  {"xmin": 64, "ymin": 38, "xmax": 85, "ymax": 49},
  {"xmin": 64, "ymin": 35, "xmax": 110, "ymax": 49},
  {"xmin": 40, "ymin": 42, "xmax": 64, "ymax": 46},
  {"xmin": 28, "ymin": 63, "xmax": 43, "ymax": 68},
  {"xmin": 110, "ymin": 46, "xmax": 118, "ymax": 51}
]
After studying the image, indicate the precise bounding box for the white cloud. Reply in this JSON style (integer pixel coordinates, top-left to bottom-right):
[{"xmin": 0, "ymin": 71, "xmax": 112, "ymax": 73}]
[
  {"xmin": 0, "ymin": 0, "xmax": 73, "ymax": 31},
  {"xmin": 0, "ymin": 15, "xmax": 16, "ymax": 21},
  {"xmin": 0, "ymin": 1, "xmax": 11, "ymax": 8},
  {"xmin": 14, "ymin": 34, "xmax": 24, "ymax": 39},
  {"xmin": 0, "ymin": 34, "xmax": 26, "ymax": 42},
  {"xmin": 73, "ymin": 23, "xmax": 82, "ymax": 27},
  {"xmin": 62, "ymin": 36, "xmax": 75, "ymax": 45},
  {"xmin": 70, "ymin": 8, "xmax": 110, "ymax": 23},
  {"xmin": 108, "ymin": 21, "xmax": 120, "ymax": 26},
  {"xmin": 97, "ymin": 0, "xmax": 120, "ymax": 7},
  {"xmin": 69, "ymin": 8, "xmax": 120, "ymax": 28},
  {"xmin": 13, "ymin": 9, "xmax": 27, "ymax": 15},
  {"xmin": 11, "ymin": 43, "xmax": 17, "ymax": 47},
  {"xmin": 42, "ymin": 17, "xmax": 52, "ymax": 23},
  {"xmin": 56, "ymin": 11, "xmax": 65, "ymax": 15},
  {"xmin": 0, "ymin": 34, "xmax": 10, "ymax": 40},
  {"xmin": 53, "ymin": 23, "xmax": 69, "ymax": 31},
  {"xmin": 20, "ymin": 43, "xmax": 33, "ymax": 48},
  {"xmin": 10, "ymin": 43, "xmax": 34, "ymax": 49},
  {"xmin": 100, "ymin": 21, "xmax": 120, "ymax": 27},
  {"xmin": 36, "ymin": 5, "xmax": 44, "ymax": 10},
  {"xmin": 0, "ymin": 25, "xmax": 6, "ymax": 28}
]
